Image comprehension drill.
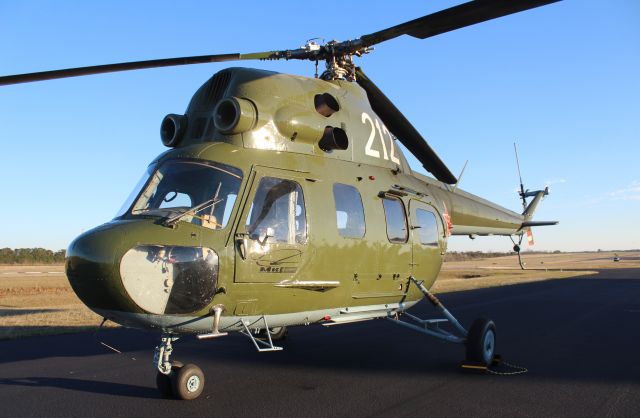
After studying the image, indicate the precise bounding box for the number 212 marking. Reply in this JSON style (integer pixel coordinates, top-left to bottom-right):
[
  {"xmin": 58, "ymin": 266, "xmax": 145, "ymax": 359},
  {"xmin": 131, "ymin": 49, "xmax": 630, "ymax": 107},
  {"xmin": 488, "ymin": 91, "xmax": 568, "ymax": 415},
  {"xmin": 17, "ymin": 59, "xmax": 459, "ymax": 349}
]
[{"xmin": 362, "ymin": 112, "xmax": 400, "ymax": 164}]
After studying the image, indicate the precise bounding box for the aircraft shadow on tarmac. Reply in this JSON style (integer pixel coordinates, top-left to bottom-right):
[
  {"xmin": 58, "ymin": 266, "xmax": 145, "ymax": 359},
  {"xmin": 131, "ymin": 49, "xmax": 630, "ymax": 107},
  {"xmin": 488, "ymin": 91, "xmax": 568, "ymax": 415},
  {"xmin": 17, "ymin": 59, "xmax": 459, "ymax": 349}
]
[
  {"xmin": 0, "ymin": 328, "xmax": 157, "ymax": 364},
  {"xmin": 0, "ymin": 376, "xmax": 159, "ymax": 399}
]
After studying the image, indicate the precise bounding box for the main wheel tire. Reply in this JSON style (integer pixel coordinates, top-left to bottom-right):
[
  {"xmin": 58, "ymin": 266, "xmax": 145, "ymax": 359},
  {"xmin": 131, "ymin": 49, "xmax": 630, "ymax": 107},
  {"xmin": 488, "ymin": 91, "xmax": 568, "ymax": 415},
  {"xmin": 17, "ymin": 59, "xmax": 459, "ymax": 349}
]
[
  {"xmin": 172, "ymin": 363, "xmax": 205, "ymax": 400},
  {"xmin": 465, "ymin": 317, "xmax": 496, "ymax": 366},
  {"xmin": 257, "ymin": 326, "xmax": 288, "ymax": 341},
  {"xmin": 155, "ymin": 361, "xmax": 184, "ymax": 398}
]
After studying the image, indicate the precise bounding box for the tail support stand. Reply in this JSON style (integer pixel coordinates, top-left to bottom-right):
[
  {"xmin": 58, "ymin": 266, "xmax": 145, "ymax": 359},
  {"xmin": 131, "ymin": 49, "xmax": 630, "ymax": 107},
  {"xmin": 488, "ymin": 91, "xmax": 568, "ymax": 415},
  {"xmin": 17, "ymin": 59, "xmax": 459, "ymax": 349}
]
[{"xmin": 510, "ymin": 236, "xmax": 526, "ymax": 270}]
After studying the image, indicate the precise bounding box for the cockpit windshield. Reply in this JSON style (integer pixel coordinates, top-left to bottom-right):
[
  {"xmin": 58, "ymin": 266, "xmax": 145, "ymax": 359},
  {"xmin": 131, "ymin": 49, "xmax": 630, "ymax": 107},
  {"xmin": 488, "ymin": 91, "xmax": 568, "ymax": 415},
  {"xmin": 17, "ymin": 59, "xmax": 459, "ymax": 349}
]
[{"xmin": 126, "ymin": 159, "xmax": 242, "ymax": 229}]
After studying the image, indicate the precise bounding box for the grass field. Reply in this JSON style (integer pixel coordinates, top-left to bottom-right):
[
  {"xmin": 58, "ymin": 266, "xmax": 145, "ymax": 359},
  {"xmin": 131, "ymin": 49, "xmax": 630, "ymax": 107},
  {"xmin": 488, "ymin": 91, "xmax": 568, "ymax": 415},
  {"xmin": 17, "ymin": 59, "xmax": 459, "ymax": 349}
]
[
  {"xmin": 0, "ymin": 265, "xmax": 112, "ymax": 339},
  {"xmin": 1, "ymin": 251, "xmax": 637, "ymax": 339}
]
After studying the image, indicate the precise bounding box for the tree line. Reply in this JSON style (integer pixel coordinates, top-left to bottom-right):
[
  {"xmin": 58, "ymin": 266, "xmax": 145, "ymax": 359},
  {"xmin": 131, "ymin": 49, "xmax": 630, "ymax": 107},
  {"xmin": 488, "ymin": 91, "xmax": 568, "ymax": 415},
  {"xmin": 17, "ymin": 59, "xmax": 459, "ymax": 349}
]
[
  {"xmin": 444, "ymin": 250, "xmax": 562, "ymax": 262},
  {"xmin": 0, "ymin": 248, "xmax": 66, "ymax": 264}
]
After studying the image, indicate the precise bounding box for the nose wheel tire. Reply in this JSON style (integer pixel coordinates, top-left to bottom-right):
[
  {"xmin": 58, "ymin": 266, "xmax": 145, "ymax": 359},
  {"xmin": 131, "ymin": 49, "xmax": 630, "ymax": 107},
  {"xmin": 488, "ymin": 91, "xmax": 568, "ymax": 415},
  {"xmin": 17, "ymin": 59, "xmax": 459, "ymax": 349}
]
[
  {"xmin": 171, "ymin": 363, "xmax": 205, "ymax": 400},
  {"xmin": 465, "ymin": 317, "xmax": 496, "ymax": 366},
  {"xmin": 155, "ymin": 361, "xmax": 184, "ymax": 398},
  {"xmin": 156, "ymin": 372, "xmax": 173, "ymax": 398}
]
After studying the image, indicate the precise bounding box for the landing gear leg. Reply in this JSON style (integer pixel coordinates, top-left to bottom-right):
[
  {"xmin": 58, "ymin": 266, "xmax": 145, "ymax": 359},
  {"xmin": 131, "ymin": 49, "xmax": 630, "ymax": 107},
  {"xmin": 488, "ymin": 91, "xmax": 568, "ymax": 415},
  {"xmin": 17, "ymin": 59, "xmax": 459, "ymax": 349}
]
[
  {"xmin": 387, "ymin": 276, "xmax": 499, "ymax": 367},
  {"xmin": 153, "ymin": 335, "xmax": 205, "ymax": 400}
]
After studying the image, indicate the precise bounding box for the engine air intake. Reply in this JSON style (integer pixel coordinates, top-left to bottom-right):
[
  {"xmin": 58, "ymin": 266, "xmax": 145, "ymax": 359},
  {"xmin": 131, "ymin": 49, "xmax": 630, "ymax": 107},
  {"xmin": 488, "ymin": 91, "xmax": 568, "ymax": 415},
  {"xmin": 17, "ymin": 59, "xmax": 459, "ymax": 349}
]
[
  {"xmin": 160, "ymin": 114, "xmax": 187, "ymax": 147},
  {"xmin": 213, "ymin": 96, "xmax": 258, "ymax": 134}
]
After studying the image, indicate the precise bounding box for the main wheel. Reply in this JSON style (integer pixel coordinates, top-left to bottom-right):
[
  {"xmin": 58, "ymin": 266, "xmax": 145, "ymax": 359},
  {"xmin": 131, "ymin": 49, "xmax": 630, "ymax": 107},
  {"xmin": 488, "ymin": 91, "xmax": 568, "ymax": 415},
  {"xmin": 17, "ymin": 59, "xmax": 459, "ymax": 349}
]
[
  {"xmin": 465, "ymin": 317, "xmax": 496, "ymax": 366},
  {"xmin": 172, "ymin": 363, "xmax": 205, "ymax": 400},
  {"xmin": 155, "ymin": 361, "xmax": 183, "ymax": 398},
  {"xmin": 258, "ymin": 326, "xmax": 288, "ymax": 341}
]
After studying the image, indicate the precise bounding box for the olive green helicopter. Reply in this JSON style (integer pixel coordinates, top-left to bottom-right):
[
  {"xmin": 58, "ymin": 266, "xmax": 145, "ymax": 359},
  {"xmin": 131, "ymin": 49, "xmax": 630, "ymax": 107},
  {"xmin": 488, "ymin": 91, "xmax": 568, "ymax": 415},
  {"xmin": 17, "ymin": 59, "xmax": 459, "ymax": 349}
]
[{"xmin": 1, "ymin": 0, "xmax": 559, "ymax": 400}]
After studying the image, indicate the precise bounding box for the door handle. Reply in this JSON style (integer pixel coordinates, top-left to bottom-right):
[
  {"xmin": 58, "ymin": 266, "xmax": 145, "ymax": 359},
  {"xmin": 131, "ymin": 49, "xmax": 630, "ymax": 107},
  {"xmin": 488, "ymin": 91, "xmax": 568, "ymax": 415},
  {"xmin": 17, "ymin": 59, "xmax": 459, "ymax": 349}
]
[{"xmin": 235, "ymin": 233, "xmax": 248, "ymax": 260}]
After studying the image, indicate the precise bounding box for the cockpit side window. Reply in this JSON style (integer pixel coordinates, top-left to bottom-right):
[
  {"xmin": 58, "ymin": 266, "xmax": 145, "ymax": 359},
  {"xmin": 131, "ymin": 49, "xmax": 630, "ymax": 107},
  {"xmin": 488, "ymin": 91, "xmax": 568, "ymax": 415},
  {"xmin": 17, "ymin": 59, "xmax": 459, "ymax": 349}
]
[
  {"xmin": 128, "ymin": 159, "xmax": 242, "ymax": 229},
  {"xmin": 245, "ymin": 177, "xmax": 307, "ymax": 244},
  {"xmin": 115, "ymin": 163, "xmax": 156, "ymax": 218}
]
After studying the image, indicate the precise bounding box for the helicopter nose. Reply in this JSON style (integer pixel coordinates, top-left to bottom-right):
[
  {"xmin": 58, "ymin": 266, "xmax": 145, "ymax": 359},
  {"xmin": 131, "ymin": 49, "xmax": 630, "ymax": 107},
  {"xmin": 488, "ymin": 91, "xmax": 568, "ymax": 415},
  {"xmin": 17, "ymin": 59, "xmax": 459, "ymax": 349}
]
[
  {"xmin": 65, "ymin": 223, "xmax": 138, "ymax": 314},
  {"xmin": 66, "ymin": 221, "xmax": 221, "ymax": 318}
]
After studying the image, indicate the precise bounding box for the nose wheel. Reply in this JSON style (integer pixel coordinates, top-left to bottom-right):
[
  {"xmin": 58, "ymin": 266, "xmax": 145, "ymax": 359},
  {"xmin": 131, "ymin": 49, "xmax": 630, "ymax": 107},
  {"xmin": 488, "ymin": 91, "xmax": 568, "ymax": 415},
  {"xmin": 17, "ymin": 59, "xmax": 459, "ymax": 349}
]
[
  {"xmin": 172, "ymin": 363, "xmax": 205, "ymax": 400},
  {"xmin": 155, "ymin": 362, "xmax": 205, "ymax": 400},
  {"xmin": 154, "ymin": 336, "xmax": 206, "ymax": 400}
]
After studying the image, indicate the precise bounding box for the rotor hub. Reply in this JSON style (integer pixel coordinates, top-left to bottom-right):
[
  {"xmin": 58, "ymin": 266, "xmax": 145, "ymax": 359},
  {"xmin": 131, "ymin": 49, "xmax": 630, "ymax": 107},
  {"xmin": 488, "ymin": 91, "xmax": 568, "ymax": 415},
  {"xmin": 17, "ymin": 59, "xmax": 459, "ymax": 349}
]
[{"xmin": 321, "ymin": 53, "xmax": 356, "ymax": 81}]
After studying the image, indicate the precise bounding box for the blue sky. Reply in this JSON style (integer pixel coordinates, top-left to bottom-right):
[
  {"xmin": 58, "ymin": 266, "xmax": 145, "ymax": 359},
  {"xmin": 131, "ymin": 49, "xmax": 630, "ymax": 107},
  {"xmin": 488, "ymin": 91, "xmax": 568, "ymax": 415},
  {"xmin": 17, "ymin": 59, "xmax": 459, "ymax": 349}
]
[{"xmin": 1, "ymin": 0, "xmax": 638, "ymax": 252}]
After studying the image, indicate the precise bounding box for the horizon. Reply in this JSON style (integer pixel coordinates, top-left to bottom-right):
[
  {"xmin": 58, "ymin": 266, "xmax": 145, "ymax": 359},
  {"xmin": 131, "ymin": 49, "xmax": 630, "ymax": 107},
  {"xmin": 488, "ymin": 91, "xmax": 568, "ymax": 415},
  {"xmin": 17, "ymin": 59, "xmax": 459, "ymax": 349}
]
[
  {"xmin": 2, "ymin": 246, "xmax": 638, "ymax": 255},
  {"xmin": 1, "ymin": 1, "xmax": 639, "ymax": 252}
]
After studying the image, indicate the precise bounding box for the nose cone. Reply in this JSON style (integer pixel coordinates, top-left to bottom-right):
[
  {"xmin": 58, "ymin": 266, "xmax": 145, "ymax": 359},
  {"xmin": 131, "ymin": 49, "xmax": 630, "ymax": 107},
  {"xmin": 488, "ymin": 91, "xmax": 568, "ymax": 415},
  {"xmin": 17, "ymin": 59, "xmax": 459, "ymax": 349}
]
[{"xmin": 66, "ymin": 223, "xmax": 140, "ymax": 314}]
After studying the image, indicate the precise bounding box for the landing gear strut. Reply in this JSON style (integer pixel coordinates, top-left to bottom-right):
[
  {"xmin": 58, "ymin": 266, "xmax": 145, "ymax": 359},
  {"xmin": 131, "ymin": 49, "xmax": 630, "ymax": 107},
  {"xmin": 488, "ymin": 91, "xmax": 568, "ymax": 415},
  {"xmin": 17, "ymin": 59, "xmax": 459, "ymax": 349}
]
[
  {"xmin": 387, "ymin": 276, "xmax": 498, "ymax": 367},
  {"xmin": 154, "ymin": 335, "xmax": 205, "ymax": 400}
]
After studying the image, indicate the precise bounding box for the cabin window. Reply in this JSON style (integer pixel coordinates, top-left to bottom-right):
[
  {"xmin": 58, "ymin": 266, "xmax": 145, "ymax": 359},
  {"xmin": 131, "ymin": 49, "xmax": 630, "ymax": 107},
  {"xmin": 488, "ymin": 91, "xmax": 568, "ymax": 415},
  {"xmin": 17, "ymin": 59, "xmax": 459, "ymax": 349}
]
[
  {"xmin": 415, "ymin": 209, "xmax": 439, "ymax": 246},
  {"xmin": 333, "ymin": 183, "xmax": 365, "ymax": 238},
  {"xmin": 246, "ymin": 177, "xmax": 307, "ymax": 244},
  {"xmin": 382, "ymin": 196, "xmax": 408, "ymax": 243}
]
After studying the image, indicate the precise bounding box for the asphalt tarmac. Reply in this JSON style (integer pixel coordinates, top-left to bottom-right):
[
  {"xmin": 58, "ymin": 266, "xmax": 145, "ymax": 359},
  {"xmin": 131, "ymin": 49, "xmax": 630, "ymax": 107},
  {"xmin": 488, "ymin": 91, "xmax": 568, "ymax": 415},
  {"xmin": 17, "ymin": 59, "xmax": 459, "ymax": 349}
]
[{"xmin": 2, "ymin": 269, "xmax": 640, "ymax": 417}]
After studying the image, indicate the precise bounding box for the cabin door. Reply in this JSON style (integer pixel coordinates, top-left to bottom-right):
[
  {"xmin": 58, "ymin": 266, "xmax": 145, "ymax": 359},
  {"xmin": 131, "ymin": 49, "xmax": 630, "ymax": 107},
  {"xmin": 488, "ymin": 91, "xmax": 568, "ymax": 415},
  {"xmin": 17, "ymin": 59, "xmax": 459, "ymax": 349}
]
[
  {"xmin": 409, "ymin": 200, "xmax": 444, "ymax": 285},
  {"xmin": 233, "ymin": 166, "xmax": 310, "ymax": 283}
]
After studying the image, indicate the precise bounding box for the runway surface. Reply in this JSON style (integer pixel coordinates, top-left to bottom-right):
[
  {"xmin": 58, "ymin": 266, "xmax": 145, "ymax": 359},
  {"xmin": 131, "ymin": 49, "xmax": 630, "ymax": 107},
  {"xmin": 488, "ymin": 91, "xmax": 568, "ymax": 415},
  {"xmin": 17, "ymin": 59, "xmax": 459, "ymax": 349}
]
[{"xmin": 2, "ymin": 269, "xmax": 640, "ymax": 417}]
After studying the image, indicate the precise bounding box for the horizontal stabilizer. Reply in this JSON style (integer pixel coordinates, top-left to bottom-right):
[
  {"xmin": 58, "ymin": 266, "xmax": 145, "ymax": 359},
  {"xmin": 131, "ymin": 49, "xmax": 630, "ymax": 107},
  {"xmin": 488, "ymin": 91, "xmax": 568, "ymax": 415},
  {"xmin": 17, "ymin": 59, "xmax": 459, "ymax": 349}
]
[{"xmin": 521, "ymin": 221, "xmax": 558, "ymax": 228}]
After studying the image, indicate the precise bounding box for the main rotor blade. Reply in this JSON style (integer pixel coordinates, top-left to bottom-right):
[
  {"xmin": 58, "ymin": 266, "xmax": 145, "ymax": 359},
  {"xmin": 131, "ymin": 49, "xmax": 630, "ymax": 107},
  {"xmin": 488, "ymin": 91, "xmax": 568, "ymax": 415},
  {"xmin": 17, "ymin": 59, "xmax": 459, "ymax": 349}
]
[
  {"xmin": 355, "ymin": 67, "xmax": 457, "ymax": 185},
  {"xmin": 0, "ymin": 51, "xmax": 276, "ymax": 86},
  {"xmin": 360, "ymin": 0, "xmax": 560, "ymax": 47}
]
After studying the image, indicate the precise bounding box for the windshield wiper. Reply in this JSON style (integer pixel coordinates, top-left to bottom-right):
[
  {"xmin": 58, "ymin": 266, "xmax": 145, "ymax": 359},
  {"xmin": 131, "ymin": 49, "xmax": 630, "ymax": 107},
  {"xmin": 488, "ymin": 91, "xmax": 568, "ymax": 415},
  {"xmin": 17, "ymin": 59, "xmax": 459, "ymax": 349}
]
[{"xmin": 162, "ymin": 197, "xmax": 222, "ymax": 228}]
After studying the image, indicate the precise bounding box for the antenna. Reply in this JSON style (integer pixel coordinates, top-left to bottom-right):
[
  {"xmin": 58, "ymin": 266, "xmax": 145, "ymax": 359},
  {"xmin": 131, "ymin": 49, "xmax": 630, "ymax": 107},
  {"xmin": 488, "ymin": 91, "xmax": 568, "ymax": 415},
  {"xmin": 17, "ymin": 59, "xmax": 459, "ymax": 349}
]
[
  {"xmin": 514, "ymin": 142, "xmax": 527, "ymax": 210},
  {"xmin": 452, "ymin": 160, "xmax": 468, "ymax": 194}
]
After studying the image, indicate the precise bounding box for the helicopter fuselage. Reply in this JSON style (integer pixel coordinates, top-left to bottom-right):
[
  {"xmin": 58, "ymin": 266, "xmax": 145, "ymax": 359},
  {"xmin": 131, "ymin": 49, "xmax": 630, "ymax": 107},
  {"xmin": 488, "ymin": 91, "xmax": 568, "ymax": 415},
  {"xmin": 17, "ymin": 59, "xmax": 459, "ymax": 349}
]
[{"xmin": 65, "ymin": 68, "xmax": 524, "ymax": 335}]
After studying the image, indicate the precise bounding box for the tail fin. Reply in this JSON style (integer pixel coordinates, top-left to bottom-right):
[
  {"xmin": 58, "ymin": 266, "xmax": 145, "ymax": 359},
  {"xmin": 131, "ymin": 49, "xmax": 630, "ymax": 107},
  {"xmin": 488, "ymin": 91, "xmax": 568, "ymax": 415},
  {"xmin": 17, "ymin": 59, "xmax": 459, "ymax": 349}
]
[
  {"xmin": 522, "ymin": 187, "xmax": 549, "ymax": 221},
  {"xmin": 519, "ymin": 186, "xmax": 558, "ymax": 229}
]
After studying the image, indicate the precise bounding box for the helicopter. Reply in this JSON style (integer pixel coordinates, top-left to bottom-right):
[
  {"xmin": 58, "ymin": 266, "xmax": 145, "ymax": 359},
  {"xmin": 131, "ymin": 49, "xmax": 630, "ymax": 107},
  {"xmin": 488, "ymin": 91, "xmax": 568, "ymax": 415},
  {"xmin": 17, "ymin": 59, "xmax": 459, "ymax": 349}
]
[{"xmin": 1, "ymin": 0, "xmax": 560, "ymax": 401}]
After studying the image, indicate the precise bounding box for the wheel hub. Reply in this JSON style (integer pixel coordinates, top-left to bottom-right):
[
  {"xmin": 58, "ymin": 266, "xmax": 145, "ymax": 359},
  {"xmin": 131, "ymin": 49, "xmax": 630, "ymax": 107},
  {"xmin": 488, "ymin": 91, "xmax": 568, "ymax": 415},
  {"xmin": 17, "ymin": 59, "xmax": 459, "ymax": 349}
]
[
  {"xmin": 186, "ymin": 375, "xmax": 201, "ymax": 393},
  {"xmin": 483, "ymin": 330, "xmax": 495, "ymax": 363}
]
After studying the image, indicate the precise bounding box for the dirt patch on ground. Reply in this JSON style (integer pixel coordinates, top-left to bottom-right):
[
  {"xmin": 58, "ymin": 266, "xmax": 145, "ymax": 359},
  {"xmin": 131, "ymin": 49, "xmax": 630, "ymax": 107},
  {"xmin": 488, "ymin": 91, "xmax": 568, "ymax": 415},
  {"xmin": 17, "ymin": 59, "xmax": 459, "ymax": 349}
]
[
  {"xmin": 433, "ymin": 250, "xmax": 637, "ymax": 293},
  {"xmin": 0, "ymin": 265, "xmax": 114, "ymax": 339},
  {"xmin": 432, "ymin": 268, "xmax": 595, "ymax": 293}
]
